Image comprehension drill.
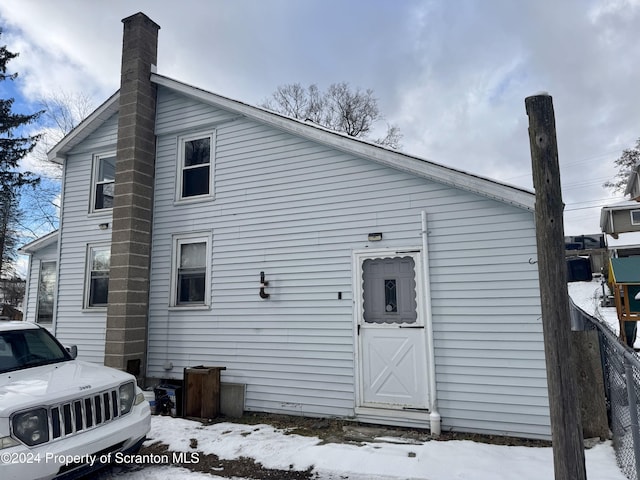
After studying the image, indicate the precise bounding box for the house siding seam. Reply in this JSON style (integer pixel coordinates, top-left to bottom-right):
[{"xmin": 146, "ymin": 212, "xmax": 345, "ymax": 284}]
[{"xmin": 141, "ymin": 86, "xmax": 549, "ymax": 439}]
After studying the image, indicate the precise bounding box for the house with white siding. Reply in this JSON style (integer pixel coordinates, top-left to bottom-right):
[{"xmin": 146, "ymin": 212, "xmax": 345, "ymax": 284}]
[{"xmin": 20, "ymin": 13, "xmax": 550, "ymax": 439}]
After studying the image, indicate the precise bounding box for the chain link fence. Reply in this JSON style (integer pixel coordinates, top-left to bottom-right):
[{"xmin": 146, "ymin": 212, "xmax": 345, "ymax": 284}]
[{"xmin": 570, "ymin": 300, "xmax": 640, "ymax": 480}]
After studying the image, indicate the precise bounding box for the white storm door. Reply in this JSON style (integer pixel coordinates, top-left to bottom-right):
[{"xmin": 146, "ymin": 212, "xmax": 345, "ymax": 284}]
[{"xmin": 358, "ymin": 254, "xmax": 429, "ymax": 409}]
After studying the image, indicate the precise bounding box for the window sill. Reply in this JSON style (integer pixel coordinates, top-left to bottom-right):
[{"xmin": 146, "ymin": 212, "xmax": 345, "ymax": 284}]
[
  {"xmin": 81, "ymin": 307, "xmax": 108, "ymax": 313},
  {"xmin": 87, "ymin": 209, "xmax": 113, "ymax": 218},
  {"xmin": 168, "ymin": 305, "xmax": 211, "ymax": 311},
  {"xmin": 173, "ymin": 194, "xmax": 216, "ymax": 207}
]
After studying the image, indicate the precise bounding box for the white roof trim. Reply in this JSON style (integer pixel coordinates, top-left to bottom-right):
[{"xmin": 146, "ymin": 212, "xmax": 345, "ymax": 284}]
[
  {"xmin": 45, "ymin": 72, "xmax": 535, "ymax": 211},
  {"xmin": 151, "ymin": 74, "xmax": 535, "ymax": 211},
  {"xmin": 18, "ymin": 230, "xmax": 59, "ymax": 255},
  {"xmin": 47, "ymin": 91, "xmax": 120, "ymax": 163}
]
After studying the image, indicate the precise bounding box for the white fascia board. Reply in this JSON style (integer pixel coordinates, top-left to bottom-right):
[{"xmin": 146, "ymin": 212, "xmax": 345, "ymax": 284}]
[
  {"xmin": 18, "ymin": 230, "xmax": 59, "ymax": 255},
  {"xmin": 47, "ymin": 91, "xmax": 120, "ymax": 164},
  {"xmin": 151, "ymin": 74, "xmax": 535, "ymax": 211}
]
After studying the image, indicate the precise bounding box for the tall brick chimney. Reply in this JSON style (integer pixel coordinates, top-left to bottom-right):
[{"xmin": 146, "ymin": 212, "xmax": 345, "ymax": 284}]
[{"xmin": 104, "ymin": 13, "xmax": 160, "ymax": 381}]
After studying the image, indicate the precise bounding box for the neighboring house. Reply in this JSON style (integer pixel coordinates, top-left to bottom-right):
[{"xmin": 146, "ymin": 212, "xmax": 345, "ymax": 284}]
[
  {"xmin": 20, "ymin": 13, "xmax": 550, "ymax": 439},
  {"xmin": 600, "ymin": 200, "xmax": 640, "ymax": 239},
  {"xmin": 0, "ymin": 278, "xmax": 26, "ymax": 309}
]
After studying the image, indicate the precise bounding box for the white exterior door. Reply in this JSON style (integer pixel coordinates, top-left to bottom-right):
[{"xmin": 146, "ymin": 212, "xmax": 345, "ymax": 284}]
[{"xmin": 357, "ymin": 252, "xmax": 429, "ymax": 410}]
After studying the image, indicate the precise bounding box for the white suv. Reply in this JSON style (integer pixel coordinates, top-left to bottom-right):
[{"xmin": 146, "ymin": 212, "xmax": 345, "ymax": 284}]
[{"xmin": 0, "ymin": 321, "xmax": 151, "ymax": 480}]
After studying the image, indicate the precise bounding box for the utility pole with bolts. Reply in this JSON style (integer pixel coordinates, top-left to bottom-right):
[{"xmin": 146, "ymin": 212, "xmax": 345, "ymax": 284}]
[{"xmin": 526, "ymin": 93, "xmax": 586, "ymax": 480}]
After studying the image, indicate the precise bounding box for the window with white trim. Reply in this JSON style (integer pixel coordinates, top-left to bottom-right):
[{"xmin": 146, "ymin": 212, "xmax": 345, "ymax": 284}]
[
  {"xmin": 176, "ymin": 132, "xmax": 215, "ymax": 200},
  {"xmin": 91, "ymin": 152, "xmax": 116, "ymax": 212},
  {"xmin": 171, "ymin": 234, "xmax": 211, "ymax": 307},
  {"xmin": 631, "ymin": 210, "xmax": 640, "ymax": 225},
  {"xmin": 85, "ymin": 245, "xmax": 110, "ymax": 308},
  {"xmin": 36, "ymin": 261, "xmax": 56, "ymax": 324}
]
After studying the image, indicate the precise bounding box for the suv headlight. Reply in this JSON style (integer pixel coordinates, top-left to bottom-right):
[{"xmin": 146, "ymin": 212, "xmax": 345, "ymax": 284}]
[
  {"xmin": 119, "ymin": 382, "xmax": 136, "ymax": 415},
  {"xmin": 12, "ymin": 409, "xmax": 49, "ymax": 446}
]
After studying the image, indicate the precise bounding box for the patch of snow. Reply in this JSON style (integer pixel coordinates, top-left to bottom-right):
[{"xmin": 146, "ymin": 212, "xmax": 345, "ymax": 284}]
[{"xmin": 102, "ymin": 416, "xmax": 626, "ymax": 480}]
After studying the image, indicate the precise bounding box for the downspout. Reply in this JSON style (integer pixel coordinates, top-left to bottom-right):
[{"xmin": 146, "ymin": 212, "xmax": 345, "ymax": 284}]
[{"xmin": 421, "ymin": 210, "xmax": 440, "ymax": 436}]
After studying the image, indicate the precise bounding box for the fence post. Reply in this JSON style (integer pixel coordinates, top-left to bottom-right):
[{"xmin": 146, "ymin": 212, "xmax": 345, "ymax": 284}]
[{"xmin": 624, "ymin": 355, "xmax": 640, "ymax": 479}]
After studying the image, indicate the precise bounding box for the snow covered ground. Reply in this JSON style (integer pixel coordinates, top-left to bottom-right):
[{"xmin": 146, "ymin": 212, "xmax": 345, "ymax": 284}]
[
  {"xmin": 100, "ymin": 416, "xmax": 625, "ymax": 480},
  {"xmin": 97, "ymin": 278, "xmax": 627, "ymax": 480},
  {"xmin": 568, "ymin": 276, "xmax": 640, "ymax": 348}
]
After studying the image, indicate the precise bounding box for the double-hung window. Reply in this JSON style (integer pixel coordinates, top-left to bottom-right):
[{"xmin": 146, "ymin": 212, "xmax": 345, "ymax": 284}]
[
  {"xmin": 85, "ymin": 245, "xmax": 110, "ymax": 308},
  {"xmin": 92, "ymin": 152, "xmax": 116, "ymax": 212},
  {"xmin": 172, "ymin": 234, "xmax": 211, "ymax": 307},
  {"xmin": 177, "ymin": 132, "xmax": 215, "ymax": 201},
  {"xmin": 36, "ymin": 261, "xmax": 56, "ymax": 324}
]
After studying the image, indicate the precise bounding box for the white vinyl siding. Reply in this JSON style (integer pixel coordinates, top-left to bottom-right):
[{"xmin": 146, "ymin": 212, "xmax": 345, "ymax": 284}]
[
  {"xmin": 146, "ymin": 86, "xmax": 548, "ymax": 439},
  {"xmin": 53, "ymin": 113, "xmax": 117, "ymax": 363}
]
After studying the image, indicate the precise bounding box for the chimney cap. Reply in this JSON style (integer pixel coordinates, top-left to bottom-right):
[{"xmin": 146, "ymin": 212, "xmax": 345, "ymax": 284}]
[{"xmin": 121, "ymin": 12, "xmax": 160, "ymax": 30}]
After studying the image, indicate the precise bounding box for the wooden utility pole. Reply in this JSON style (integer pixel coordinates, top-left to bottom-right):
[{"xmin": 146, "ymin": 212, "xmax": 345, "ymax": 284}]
[{"xmin": 525, "ymin": 94, "xmax": 586, "ymax": 480}]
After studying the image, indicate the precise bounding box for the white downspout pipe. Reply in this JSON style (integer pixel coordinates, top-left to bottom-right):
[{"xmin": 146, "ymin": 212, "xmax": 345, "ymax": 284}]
[{"xmin": 422, "ymin": 210, "xmax": 441, "ymax": 436}]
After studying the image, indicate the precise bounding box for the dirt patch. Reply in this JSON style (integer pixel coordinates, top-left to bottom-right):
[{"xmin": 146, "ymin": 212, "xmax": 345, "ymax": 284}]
[
  {"xmin": 139, "ymin": 440, "xmax": 316, "ymax": 479},
  {"xmin": 213, "ymin": 412, "xmax": 551, "ymax": 447}
]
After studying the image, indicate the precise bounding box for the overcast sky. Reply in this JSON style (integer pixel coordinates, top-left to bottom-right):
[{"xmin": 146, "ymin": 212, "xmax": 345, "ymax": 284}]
[{"xmin": 1, "ymin": 0, "xmax": 639, "ymax": 235}]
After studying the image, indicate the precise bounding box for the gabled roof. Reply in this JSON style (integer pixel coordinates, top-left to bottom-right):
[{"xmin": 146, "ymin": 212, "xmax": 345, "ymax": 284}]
[
  {"xmin": 48, "ymin": 92, "xmax": 120, "ymax": 164},
  {"xmin": 600, "ymin": 200, "xmax": 640, "ymax": 233},
  {"xmin": 626, "ymin": 168, "xmax": 640, "ymax": 199},
  {"xmin": 18, "ymin": 230, "xmax": 59, "ymax": 255},
  {"xmin": 610, "ymin": 257, "xmax": 640, "ymax": 285},
  {"xmin": 48, "ymin": 73, "xmax": 536, "ymax": 211}
]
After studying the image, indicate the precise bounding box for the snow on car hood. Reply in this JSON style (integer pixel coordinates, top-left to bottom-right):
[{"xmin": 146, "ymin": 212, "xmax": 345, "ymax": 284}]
[{"xmin": 0, "ymin": 360, "xmax": 134, "ymax": 416}]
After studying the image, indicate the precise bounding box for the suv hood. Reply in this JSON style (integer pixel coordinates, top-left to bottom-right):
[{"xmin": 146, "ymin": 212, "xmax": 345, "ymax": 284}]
[{"xmin": 0, "ymin": 360, "xmax": 134, "ymax": 416}]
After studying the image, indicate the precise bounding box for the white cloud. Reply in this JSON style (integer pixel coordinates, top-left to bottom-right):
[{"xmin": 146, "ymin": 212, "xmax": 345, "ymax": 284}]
[{"xmin": 2, "ymin": 0, "xmax": 640, "ymax": 235}]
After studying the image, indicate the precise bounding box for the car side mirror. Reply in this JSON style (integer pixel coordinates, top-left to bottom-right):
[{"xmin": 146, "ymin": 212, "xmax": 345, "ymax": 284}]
[{"xmin": 65, "ymin": 345, "xmax": 78, "ymax": 359}]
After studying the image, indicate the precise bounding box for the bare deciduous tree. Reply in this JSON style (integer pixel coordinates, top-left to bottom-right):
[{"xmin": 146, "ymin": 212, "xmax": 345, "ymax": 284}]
[
  {"xmin": 19, "ymin": 91, "xmax": 94, "ymax": 236},
  {"xmin": 604, "ymin": 138, "xmax": 640, "ymax": 194},
  {"xmin": 262, "ymin": 82, "xmax": 402, "ymax": 150}
]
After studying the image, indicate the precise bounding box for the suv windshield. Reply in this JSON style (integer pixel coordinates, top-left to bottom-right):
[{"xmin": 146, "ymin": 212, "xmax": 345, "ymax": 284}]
[{"xmin": 0, "ymin": 328, "xmax": 71, "ymax": 373}]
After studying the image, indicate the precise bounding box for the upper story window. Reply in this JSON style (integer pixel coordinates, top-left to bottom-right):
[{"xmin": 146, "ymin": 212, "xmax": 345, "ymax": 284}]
[
  {"xmin": 171, "ymin": 233, "xmax": 211, "ymax": 307},
  {"xmin": 177, "ymin": 131, "xmax": 215, "ymax": 201},
  {"xmin": 631, "ymin": 210, "xmax": 640, "ymax": 225},
  {"xmin": 92, "ymin": 152, "xmax": 116, "ymax": 212},
  {"xmin": 85, "ymin": 245, "xmax": 110, "ymax": 308}
]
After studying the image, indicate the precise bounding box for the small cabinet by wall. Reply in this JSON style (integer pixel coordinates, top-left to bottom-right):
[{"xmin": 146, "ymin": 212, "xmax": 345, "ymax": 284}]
[{"xmin": 183, "ymin": 366, "xmax": 226, "ymax": 420}]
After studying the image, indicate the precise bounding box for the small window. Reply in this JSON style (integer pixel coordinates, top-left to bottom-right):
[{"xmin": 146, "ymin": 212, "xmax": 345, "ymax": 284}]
[
  {"xmin": 92, "ymin": 153, "xmax": 116, "ymax": 212},
  {"xmin": 86, "ymin": 245, "xmax": 110, "ymax": 308},
  {"xmin": 177, "ymin": 132, "xmax": 215, "ymax": 200},
  {"xmin": 172, "ymin": 234, "xmax": 211, "ymax": 307},
  {"xmin": 36, "ymin": 261, "xmax": 56, "ymax": 324},
  {"xmin": 631, "ymin": 210, "xmax": 640, "ymax": 225}
]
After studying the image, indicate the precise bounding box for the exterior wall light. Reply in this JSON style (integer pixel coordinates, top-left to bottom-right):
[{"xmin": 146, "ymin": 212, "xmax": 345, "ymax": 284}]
[
  {"xmin": 368, "ymin": 233, "xmax": 383, "ymax": 242},
  {"xmin": 98, "ymin": 223, "xmax": 110, "ymax": 230}
]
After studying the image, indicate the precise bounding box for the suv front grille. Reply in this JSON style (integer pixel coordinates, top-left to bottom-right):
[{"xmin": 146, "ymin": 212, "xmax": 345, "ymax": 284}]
[{"xmin": 49, "ymin": 388, "xmax": 121, "ymax": 441}]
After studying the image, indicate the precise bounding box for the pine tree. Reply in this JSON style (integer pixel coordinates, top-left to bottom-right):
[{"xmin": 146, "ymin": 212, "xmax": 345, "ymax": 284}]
[{"xmin": 0, "ymin": 30, "xmax": 43, "ymax": 277}]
